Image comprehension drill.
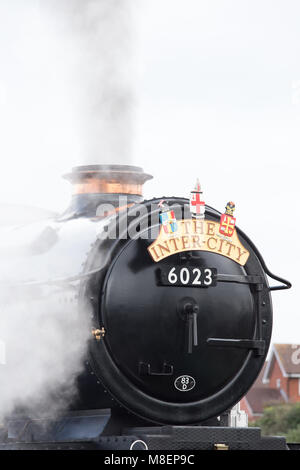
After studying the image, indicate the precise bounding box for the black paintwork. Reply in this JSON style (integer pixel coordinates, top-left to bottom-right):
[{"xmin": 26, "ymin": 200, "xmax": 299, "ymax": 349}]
[
  {"xmin": 81, "ymin": 198, "xmax": 273, "ymax": 425},
  {"xmin": 0, "ymin": 196, "xmax": 292, "ymax": 450}
]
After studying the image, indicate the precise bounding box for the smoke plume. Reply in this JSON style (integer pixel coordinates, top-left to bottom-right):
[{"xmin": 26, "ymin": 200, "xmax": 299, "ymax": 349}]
[
  {"xmin": 0, "ymin": 0, "xmax": 135, "ymax": 423},
  {"xmin": 45, "ymin": 0, "xmax": 135, "ymax": 165},
  {"xmin": 0, "ymin": 217, "xmax": 93, "ymax": 422}
]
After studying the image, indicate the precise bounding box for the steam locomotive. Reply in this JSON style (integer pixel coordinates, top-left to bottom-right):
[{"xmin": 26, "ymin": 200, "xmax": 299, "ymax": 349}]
[{"xmin": 0, "ymin": 165, "xmax": 292, "ymax": 450}]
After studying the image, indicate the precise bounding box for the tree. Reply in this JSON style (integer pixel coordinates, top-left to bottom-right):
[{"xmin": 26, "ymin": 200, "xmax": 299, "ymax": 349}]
[
  {"xmin": 286, "ymin": 424, "xmax": 300, "ymax": 443},
  {"xmin": 252, "ymin": 403, "xmax": 300, "ymax": 442}
]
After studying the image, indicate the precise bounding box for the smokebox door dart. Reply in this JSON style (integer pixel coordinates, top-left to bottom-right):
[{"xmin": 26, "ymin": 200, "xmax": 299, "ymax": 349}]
[
  {"xmin": 0, "ymin": 164, "xmax": 292, "ymax": 451},
  {"xmin": 183, "ymin": 302, "xmax": 199, "ymax": 354}
]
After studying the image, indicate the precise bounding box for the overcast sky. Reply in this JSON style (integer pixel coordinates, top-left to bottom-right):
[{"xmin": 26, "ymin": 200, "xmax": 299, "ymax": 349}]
[{"xmin": 0, "ymin": 0, "xmax": 299, "ymax": 344}]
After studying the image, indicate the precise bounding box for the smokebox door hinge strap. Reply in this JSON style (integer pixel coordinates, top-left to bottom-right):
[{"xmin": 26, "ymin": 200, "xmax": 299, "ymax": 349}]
[
  {"xmin": 217, "ymin": 274, "xmax": 264, "ymax": 285},
  {"xmin": 207, "ymin": 338, "xmax": 265, "ymax": 353},
  {"xmin": 207, "ymin": 277, "xmax": 266, "ymax": 356}
]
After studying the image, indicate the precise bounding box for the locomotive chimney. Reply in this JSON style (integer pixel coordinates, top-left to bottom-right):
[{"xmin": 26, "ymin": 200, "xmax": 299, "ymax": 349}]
[{"xmin": 61, "ymin": 164, "xmax": 153, "ymax": 218}]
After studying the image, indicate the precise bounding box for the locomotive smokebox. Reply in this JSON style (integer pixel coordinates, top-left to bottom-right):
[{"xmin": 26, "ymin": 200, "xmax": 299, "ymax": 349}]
[{"xmin": 62, "ymin": 164, "xmax": 153, "ymax": 218}]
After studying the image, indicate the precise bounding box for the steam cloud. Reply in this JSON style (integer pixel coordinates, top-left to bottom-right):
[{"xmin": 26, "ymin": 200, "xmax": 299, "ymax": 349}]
[
  {"xmin": 0, "ymin": 0, "xmax": 134, "ymax": 423},
  {"xmin": 0, "ymin": 218, "xmax": 92, "ymax": 422},
  {"xmin": 45, "ymin": 0, "xmax": 135, "ymax": 165},
  {"xmin": 0, "ymin": 282, "xmax": 91, "ymax": 421}
]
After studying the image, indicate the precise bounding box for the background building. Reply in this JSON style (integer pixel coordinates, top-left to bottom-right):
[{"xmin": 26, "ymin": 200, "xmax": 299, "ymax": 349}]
[{"xmin": 241, "ymin": 344, "xmax": 300, "ymax": 421}]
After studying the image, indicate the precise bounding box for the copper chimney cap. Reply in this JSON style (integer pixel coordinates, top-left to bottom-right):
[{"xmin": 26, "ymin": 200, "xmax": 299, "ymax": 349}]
[{"xmin": 63, "ymin": 164, "xmax": 153, "ymax": 196}]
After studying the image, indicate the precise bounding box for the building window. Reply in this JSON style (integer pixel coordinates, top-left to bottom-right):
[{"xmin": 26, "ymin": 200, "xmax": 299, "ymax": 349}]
[{"xmin": 276, "ymin": 378, "xmax": 281, "ymax": 388}]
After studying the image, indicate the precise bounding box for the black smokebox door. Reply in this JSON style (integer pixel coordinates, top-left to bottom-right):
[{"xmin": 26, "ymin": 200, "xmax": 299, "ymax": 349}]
[{"xmin": 101, "ymin": 233, "xmax": 255, "ymax": 404}]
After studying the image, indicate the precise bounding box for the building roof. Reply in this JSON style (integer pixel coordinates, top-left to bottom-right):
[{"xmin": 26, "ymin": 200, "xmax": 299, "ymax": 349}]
[
  {"xmin": 245, "ymin": 387, "xmax": 285, "ymax": 415},
  {"xmin": 263, "ymin": 344, "xmax": 300, "ymax": 381},
  {"xmin": 253, "ymin": 362, "xmax": 269, "ymax": 388},
  {"xmin": 243, "ymin": 362, "xmax": 285, "ymax": 415}
]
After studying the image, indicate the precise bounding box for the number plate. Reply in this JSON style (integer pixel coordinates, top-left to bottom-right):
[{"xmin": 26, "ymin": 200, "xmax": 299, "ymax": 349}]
[{"xmin": 158, "ymin": 266, "xmax": 217, "ymax": 287}]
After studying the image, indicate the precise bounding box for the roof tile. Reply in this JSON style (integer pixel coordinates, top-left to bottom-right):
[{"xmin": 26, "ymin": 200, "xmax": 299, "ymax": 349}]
[
  {"xmin": 246, "ymin": 387, "xmax": 284, "ymax": 414},
  {"xmin": 274, "ymin": 344, "xmax": 300, "ymax": 375}
]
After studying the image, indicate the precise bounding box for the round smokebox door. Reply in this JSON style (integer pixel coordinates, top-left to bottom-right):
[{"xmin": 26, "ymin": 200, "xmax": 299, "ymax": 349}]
[{"xmin": 100, "ymin": 233, "xmax": 258, "ymax": 407}]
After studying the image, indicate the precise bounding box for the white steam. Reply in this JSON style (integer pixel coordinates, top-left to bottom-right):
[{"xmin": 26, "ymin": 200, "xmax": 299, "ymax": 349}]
[
  {"xmin": 44, "ymin": 0, "xmax": 135, "ymax": 165},
  {"xmin": 0, "ymin": 215, "xmax": 94, "ymax": 422},
  {"xmin": 0, "ymin": 0, "xmax": 136, "ymax": 212},
  {"xmin": 0, "ymin": 284, "xmax": 91, "ymax": 420},
  {"xmin": 0, "ymin": 0, "xmax": 135, "ymax": 422}
]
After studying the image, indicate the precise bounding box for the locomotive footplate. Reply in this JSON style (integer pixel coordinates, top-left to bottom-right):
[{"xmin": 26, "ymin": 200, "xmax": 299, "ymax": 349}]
[
  {"xmin": 0, "ymin": 410, "xmax": 289, "ymax": 450},
  {"xmin": 123, "ymin": 425, "xmax": 288, "ymax": 451}
]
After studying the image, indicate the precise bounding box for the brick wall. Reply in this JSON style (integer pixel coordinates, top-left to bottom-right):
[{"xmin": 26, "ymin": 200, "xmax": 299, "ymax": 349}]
[{"xmin": 288, "ymin": 378, "xmax": 300, "ymax": 402}]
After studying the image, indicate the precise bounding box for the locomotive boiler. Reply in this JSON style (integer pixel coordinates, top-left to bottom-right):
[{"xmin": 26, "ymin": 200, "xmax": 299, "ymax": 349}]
[{"xmin": 0, "ymin": 164, "xmax": 292, "ymax": 450}]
